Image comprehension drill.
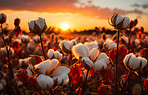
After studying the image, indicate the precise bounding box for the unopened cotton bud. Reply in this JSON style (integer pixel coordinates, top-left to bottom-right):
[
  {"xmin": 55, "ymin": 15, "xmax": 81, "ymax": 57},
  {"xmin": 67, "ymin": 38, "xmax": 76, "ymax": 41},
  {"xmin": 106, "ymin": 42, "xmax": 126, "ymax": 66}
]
[{"xmin": 0, "ymin": 13, "xmax": 6, "ymax": 24}]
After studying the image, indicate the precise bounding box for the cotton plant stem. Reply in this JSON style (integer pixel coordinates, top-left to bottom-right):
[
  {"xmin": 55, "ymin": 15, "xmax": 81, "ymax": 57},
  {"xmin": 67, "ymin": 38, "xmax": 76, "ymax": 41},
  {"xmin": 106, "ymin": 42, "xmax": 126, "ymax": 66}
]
[
  {"xmin": 0, "ymin": 24, "xmax": 14, "ymax": 79},
  {"xmin": 115, "ymin": 30, "xmax": 120, "ymax": 95},
  {"xmin": 128, "ymin": 28, "xmax": 131, "ymax": 53},
  {"xmin": 120, "ymin": 70, "xmax": 132, "ymax": 95},
  {"xmin": 81, "ymin": 69, "xmax": 90, "ymax": 95},
  {"xmin": 70, "ymin": 52, "xmax": 73, "ymax": 65},
  {"xmin": 39, "ymin": 34, "xmax": 46, "ymax": 60}
]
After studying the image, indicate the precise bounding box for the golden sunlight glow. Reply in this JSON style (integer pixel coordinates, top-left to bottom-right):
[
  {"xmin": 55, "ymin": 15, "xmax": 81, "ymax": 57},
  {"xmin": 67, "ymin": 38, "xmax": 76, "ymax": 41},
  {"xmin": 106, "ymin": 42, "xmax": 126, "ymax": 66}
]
[{"xmin": 61, "ymin": 24, "xmax": 69, "ymax": 31}]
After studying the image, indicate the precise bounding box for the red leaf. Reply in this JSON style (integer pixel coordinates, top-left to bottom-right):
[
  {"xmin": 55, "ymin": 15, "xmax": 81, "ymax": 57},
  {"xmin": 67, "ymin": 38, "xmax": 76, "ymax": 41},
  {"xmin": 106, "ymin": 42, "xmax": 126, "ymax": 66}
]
[{"xmin": 70, "ymin": 64, "xmax": 82, "ymax": 85}]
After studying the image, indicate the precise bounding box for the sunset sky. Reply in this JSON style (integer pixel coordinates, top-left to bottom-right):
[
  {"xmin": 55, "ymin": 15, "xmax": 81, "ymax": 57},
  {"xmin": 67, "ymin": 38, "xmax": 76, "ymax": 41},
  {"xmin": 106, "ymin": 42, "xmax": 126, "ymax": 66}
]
[{"xmin": 0, "ymin": 0, "xmax": 148, "ymax": 32}]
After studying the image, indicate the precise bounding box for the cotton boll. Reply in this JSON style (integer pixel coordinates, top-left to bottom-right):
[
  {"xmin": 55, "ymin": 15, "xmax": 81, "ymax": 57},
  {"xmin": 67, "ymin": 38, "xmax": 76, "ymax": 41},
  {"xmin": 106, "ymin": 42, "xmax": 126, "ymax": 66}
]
[
  {"xmin": 129, "ymin": 55, "xmax": 140, "ymax": 70},
  {"xmin": 93, "ymin": 59, "xmax": 107, "ymax": 72},
  {"xmin": 47, "ymin": 49, "xmax": 54, "ymax": 59},
  {"xmin": 52, "ymin": 74, "xmax": 69, "ymax": 85},
  {"xmin": 62, "ymin": 75, "xmax": 69, "ymax": 85},
  {"xmin": 59, "ymin": 40, "xmax": 71, "ymax": 53},
  {"xmin": 72, "ymin": 43, "xmax": 89, "ymax": 59},
  {"xmin": 96, "ymin": 53, "xmax": 108, "ymax": 62},
  {"xmin": 51, "ymin": 66, "xmax": 70, "ymax": 77},
  {"xmin": 89, "ymin": 48, "xmax": 100, "ymax": 61},
  {"xmin": 111, "ymin": 14, "xmax": 131, "ymax": 30},
  {"xmin": 58, "ymin": 53, "xmax": 63, "ymax": 61},
  {"xmin": 54, "ymin": 51, "xmax": 60, "ymax": 59},
  {"xmin": 36, "ymin": 74, "xmax": 54, "ymax": 89},
  {"xmin": 123, "ymin": 17, "xmax": 131, "ymax": 29},
  {"xmin": 137, "ymin": 57, "xmax": 147, "ymax": 69},
  {"xmin": 70, "ymin": 40, "xmax": 78, "ymax": 46},
  {"xmin": 34, "ymin": 60, "xmax": 50, "ymax": 74},
  {"xmin": 108, "ymin": 42, "xmax": 117, "ymax": 50},
  {"xmin": 28, "ymin": 17, "xmax": 47, "ymax": 35},
  {"xmin": 81, "ymin": 57, "xmax": 93, "ymax": 69},
  {"xmin": 134, "ymin": 39, "xmax": 140, "ymax": 46},
  {"xmin": 115, "ymin": 14, "xmax": 125, "ymax": 25},
  {"xmin": 1, "ymin": 47, "xmax": 14, "ymax": 56},
  {"xmin": 47, "ymin": 59, "xmax": 59, "ymax": 75},
  {"xmin": 104, "ymin": 39, "xmax": 112, "ymax": 47},
  {"xmin": 84, "ymin": 42, "xmax": 98, "ymax": 50},
  {"xmin": 123, "ymin": 53, "xmax": 134, "ymax": 66}
]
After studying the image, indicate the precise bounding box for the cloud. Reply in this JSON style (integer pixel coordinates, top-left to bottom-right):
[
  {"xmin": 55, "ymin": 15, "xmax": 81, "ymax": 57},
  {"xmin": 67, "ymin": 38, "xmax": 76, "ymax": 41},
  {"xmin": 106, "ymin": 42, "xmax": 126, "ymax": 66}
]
[
  {"xmin": 0, "ymin": 0, "xmax": 147, "ymax": 19},
  {"xmin": 131, "ymin": 3, "xmax": 148, "ymax": 9}
]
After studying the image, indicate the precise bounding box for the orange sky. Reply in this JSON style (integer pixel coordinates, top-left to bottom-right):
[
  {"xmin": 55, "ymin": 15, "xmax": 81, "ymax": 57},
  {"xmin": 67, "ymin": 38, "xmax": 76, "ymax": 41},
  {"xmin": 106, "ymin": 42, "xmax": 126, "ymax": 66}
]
[{"xmin": 0, "ymin": 0, "xmax": 148, "ymax": 32}]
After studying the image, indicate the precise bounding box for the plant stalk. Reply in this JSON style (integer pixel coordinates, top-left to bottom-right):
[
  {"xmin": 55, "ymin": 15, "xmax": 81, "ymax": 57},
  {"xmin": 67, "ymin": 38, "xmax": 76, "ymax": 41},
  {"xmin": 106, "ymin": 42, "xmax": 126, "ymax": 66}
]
[
  {"xmin": 39, "ymin": 34, "xmax": 46, "ymax": 60},
  {"xmin": 120, "ymin": 70, "xmax": 132, "ymax": 95},
  {"xmin": 115, "ymin": 30, "xmax": 120, "ymax": 95},
  {"xmin": 81, "ymin": 69, "xmax": 89, "ymax": 95},
  {"xmin": 1, "ymin": 24, "xmax": 14, "ymax": 79},
  {"xmin": 128, "ymin": 28, "xmax": 132, "ymax": 53}
]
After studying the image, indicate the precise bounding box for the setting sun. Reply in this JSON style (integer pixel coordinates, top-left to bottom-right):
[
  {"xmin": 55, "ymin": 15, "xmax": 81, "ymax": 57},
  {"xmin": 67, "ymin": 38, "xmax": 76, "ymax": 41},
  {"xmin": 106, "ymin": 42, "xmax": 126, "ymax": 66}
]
[{"xmin": 61, "ymin": 24, "xmax": 69, "ymax": 31}]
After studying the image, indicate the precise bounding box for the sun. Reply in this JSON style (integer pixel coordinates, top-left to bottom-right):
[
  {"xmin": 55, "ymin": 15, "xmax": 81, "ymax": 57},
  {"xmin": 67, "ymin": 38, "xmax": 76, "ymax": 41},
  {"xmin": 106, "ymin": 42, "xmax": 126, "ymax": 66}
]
[{"xmin": 61, "ymin": 24, "xmax": 69, "ymax": 31}]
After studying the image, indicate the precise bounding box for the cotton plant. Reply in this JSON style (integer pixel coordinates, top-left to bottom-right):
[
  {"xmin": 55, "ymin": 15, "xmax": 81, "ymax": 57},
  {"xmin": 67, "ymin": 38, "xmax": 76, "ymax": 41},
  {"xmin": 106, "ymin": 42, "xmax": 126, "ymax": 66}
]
[
  {"xmin": 72, "ymin": 43, "xmax": 110, "ymax": 94},
  {"xmin": 106, "ymin": 13, "xmax": 131, "ymax": 95},
  {"xmin": 28, "ymin": 17, "xmax": 51, "ymax": 60}
]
